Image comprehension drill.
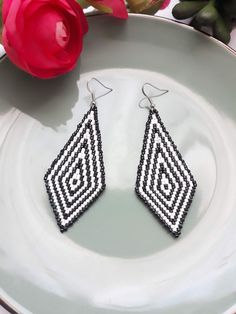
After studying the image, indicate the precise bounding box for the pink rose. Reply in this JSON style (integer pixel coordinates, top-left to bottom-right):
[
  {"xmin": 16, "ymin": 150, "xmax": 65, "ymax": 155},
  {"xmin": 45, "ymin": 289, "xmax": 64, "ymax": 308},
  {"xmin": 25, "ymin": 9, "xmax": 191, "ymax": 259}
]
[
  {"xmin": 160, "ymin": 0, "xmax": 171, "ymax": 10},
  {"xmin": 2, "ymin": 0, "xmax": 88, "ymax": 78}
]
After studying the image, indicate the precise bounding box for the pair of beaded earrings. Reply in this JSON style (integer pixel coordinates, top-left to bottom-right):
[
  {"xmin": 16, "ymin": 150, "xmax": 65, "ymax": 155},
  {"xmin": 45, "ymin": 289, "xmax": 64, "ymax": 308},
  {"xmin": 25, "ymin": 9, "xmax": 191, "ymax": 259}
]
[{"xmin": 44, "ymin": 78, "xmax": 197, "ymax": 238}]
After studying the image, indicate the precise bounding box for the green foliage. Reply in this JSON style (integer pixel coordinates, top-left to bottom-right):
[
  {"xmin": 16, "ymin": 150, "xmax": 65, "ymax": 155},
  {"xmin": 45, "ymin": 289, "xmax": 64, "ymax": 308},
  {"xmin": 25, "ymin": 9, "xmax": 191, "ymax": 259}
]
[
  {"xmin": 173, "ymin": 0, "xmax": 236, "ymax": 43},
  {"xmin": 77, "ymin": 0, "xmax": 90, "ymax": 9},
  {"xmin": 173, "ymin": 2, "xmax": 208, "ymax": 20}
]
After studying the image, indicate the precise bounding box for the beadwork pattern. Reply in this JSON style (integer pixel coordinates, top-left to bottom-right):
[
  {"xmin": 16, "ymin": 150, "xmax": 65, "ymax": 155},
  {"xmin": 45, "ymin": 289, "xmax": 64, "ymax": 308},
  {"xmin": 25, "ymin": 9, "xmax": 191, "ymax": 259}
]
[
  {"xmin": 44, "ymin": 106, "xmax": 105, "ymax": 232},
  {"xmin": 135, "ymin": 109, "xmax": 197, "ymax": 237}
]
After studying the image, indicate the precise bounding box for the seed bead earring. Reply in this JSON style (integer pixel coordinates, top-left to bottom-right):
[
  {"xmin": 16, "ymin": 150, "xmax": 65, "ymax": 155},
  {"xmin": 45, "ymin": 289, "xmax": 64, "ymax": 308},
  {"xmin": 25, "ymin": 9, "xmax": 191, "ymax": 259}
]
[
  {"xmin": 135, "ymin": 83, "xmax": 197, "ymax": 238},
  {"xmin": 44, "ymin": 78, "xmax": 112, "ymax": 232}
]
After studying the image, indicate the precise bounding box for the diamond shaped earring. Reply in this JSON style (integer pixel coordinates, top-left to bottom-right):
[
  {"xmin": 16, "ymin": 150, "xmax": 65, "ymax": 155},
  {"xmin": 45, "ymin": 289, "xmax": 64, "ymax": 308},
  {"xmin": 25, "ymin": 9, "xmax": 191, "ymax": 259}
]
[
  {"xmin": 135, "ymin": 83, "xmax": 197, "ymax": 238},
  {"xmin": 44, "ymin": 78, "xmax": 112, "ymax": 232}
]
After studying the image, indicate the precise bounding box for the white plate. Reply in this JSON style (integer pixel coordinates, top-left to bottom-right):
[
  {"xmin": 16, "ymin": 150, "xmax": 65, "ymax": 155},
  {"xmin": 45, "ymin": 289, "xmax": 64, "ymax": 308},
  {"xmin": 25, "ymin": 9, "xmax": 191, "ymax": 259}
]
[{"xmin": 0, "ymin": 14, "xmax": 236, "ymax": 314}]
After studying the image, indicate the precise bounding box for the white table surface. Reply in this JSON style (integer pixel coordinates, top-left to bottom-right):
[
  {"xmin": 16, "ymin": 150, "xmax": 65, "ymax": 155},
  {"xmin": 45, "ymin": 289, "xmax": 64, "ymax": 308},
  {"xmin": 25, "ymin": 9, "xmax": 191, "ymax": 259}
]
[
  {"xmin": 0, "ymin": 1, "xmax": 235, "ymax": 313},
  {"xmin": 0, "ymin": 307, "xmax": 8, "ymax": 314}
]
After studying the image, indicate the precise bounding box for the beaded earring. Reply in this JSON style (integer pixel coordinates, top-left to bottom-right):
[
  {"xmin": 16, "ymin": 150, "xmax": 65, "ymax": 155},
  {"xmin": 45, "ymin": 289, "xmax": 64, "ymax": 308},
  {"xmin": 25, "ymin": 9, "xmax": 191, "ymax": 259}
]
[
  {"xmin": 44, "ymin": 78, "xmax": 112, "ymax": 232},
  {"xmin": 135, "ymin": 83, "xmax": 197, "ymax": 237}
]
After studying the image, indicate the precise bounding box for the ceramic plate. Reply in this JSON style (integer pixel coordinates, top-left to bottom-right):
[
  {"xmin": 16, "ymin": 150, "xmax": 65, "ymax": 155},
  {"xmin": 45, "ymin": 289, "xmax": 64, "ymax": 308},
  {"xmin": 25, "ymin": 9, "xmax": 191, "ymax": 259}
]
[{"xmin": 0, "ymin": 14, "xmax": 236, "ymax": 314}]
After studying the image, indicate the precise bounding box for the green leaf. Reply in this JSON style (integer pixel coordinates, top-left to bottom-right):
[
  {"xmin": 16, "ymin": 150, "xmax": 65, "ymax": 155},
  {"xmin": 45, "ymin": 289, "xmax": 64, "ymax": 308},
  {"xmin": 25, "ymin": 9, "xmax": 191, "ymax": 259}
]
[
  {"xmin": 142, "ymin": 0, "xmax": 165, "ymax": 15},
  {"xmin": 76, "ymin": 0, "xmax": 90, "ymax": 9},
  {"xmin": 195, "ymin": 2, "xmax": 219, "ymax": 26},
  {"xmin": 220, "ymin": 0, "xmax": 236, "ymax": 18},
  {"xmin": 127, "ymin": 0, "xmax": 164, "ymax": 15},
  {"xmin": 172, "ymin": 1, "xmax": 208, "ymax": 20},
  {"xmin": 213, "ymin": 14, "xmax": 231, "ymax": 44}
]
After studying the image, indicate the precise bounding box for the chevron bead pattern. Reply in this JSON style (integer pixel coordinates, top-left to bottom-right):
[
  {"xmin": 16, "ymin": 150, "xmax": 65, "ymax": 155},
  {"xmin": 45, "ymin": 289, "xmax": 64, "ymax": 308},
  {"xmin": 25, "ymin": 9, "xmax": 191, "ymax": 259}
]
[
  {"xmin": 44, "ymin": 106, "xmax": 105, "ymax": 232},
  {"xmin": 135, "ymin": 109, "xmax": 197, "ymax": 237}
]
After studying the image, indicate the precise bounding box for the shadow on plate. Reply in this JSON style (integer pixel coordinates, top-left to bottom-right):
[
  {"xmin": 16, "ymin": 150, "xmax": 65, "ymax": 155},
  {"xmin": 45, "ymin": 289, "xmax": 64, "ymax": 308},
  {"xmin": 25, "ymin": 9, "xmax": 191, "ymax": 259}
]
[{"xmin": 0, "ymin": 58, "xmax": 80, "ymax": 128}]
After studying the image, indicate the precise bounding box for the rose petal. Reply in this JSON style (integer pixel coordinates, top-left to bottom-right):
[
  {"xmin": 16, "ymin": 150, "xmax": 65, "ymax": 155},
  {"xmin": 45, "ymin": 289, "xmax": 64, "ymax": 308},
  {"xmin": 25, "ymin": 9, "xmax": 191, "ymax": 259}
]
[
  {"xmin": 2, "ymin": 0, "xmax": 87, "ymax": 78},
  {"xmin": 2, "ymin": 0, "xmax": 14, "ymax": 23},
  {"xmin": 160, "ymin": 0, "xmax": 170, "ymax": 10},
  {"xmin": 23, "ymin": 6, "xmax": 83, "ymax": 68}
]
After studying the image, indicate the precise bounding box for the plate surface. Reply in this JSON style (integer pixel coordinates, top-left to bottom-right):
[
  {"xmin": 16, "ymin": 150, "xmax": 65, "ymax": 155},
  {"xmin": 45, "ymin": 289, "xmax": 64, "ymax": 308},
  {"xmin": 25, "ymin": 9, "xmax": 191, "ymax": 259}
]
[{"xmin": 0, "ymin": 14, "xmax": 236, "ymax": 314}]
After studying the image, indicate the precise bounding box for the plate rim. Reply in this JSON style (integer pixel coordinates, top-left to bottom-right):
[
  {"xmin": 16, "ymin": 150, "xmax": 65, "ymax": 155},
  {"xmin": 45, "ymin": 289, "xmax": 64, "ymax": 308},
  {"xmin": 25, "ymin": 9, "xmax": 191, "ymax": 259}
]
[
  {"xmin": 0, "ymin": 13, "xmax": 236, "ymax": 314},
  {"xmin": 0, "ymin": 13, "xmax": 236, "ymax": 62}
]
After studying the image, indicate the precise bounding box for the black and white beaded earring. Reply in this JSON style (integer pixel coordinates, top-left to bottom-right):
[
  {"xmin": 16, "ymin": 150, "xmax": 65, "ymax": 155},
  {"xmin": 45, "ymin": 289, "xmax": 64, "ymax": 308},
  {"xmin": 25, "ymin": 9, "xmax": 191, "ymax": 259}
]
[
  {"xmin": 44, "ymin": 78, "xmax": 112, "ymax": 232},
  {"xmin": 135, "ymin": 83, "xmax": 197, "ymax": 238}
]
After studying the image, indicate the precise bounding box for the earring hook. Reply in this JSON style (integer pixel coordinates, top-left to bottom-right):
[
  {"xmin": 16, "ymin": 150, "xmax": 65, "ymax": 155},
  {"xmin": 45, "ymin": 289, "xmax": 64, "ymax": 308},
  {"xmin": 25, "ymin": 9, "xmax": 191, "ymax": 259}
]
[
  {"xmin": 86, "ymin": 77, "xmax": 113, "ymax": 106},
  {"xmin": 139, "ymin": 83, "xmax": 169, "ymax": 110}
]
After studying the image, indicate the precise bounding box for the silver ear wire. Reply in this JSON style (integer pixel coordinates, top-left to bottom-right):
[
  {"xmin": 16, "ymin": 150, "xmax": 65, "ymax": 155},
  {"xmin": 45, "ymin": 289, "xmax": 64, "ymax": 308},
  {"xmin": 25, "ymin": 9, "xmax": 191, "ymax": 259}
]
[
  {"xmin": 139, "ymin": 83, "xmax": 169, "ymax": 110},
  {"xmin": 87, "ymin": 77, "xmax": 113, "ymax": 106}
]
